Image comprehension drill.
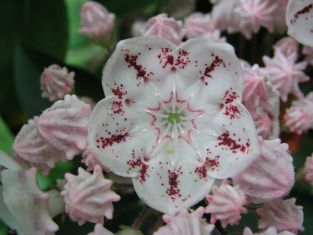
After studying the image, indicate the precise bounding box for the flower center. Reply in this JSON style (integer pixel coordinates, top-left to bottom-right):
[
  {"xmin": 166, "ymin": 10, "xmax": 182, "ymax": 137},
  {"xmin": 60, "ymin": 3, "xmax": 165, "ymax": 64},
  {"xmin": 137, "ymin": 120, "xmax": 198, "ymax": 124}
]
[{"xmin": 167, "ymin": 112, "xmax": 181, "ymax": 125}]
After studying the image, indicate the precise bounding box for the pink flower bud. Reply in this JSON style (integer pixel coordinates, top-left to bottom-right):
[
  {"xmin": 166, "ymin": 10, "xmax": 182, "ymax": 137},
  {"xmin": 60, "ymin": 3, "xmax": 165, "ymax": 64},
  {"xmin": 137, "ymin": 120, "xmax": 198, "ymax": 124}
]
[
  {"xmin": 304, "ymin": 155, "xmax": 313, "ymax": 185},
  {"xmin": 154, "ymin": 208, "xmax": 215, "ymax": 235},
  {"xmin": 37, "ymin": 95, "xmax": 91, "ymax": 160},
  {"xmin": 302, "ymin": 46, "xmax": 313, "ymax": 66},
  {"xmin": 62, "ymin": 165, "xmax": 120, "ymax": 225},
  {"xmin": 13, "ymin": 117, "xmax": 67, "ymax": 175},
  {"xmin": 257, "ymin": 198, "xmax": 304, "ymax": 233},
  {"xmin": 243, "ymin": 227, "xmax": 296, "ymax": 235},
  {"xmin": 205, "ymin": 180, "xmax": 247, "ymax": 228},
  {"xmin": 40, "ymin": 64, "xmax": 75, "ymax": 102},
  {"xmin": 80, "ymin": 1, "xmax": 115, "ymax": 44},
  {"xmin": 182, "ymin": 13, "xmax": 216, "ymax": 39},
  {"xmin": 141, "ymin": 14, "xmax": 183, "ymax": 45},
  {"xmin": 273, "ymin": 37, "xmax": 299, "ymax": 57},
  {"xmin": 233, "ymin": 138, "xmax": 295, "ymax": 203},
  {"xmin": 285, "ymin": 92, "xmax": 313, "ymax": 134}
]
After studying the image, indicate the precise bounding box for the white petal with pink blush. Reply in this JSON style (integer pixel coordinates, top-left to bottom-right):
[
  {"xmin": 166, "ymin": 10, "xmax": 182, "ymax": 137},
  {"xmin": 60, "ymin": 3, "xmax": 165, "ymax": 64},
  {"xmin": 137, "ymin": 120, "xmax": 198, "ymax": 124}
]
[{"xmin": 88, "ymin": 36, "xmax": 259, "ymax": 214}]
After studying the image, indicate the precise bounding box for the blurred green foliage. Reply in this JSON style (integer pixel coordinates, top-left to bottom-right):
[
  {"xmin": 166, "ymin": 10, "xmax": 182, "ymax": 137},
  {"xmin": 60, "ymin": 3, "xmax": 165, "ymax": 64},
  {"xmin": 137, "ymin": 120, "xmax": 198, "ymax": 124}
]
[{"xmin": 0, "ymin": 0, "xmax": 313, "ymax": 234}]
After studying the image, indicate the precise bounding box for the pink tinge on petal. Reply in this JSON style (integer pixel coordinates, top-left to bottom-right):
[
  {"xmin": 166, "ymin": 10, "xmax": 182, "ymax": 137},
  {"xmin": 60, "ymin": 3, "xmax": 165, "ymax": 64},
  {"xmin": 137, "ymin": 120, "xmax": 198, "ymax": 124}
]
[
  {"xmin": 62, "ymin": 166, "xmax": 120, "ymax": 225},
  {"xmin": 304, "ymin": 155, "xmax": 313, "ymax": 185},
  {"xmin": 205, "ymin": 180, "xmax": 247, "ymax": 228},
  {"xmin": 286, "ymin": 0, "xmax": 313, "ymax": 47},
  {"xmin": 80, "ymin": 1, "xmax": 115, "ymax": 43},
  {"xmin": 285, "ymin": 92, "xmax": 313, "ymax": 134},
  {"xmin": 37, "ymin": 95, "xmax": 91, "ymax": 160},
  {"xmin": 233, "ymin": 138, "xmax": 295, "ymax": 203},
  {"xmin": 40, "ymin": 64, "xmax": 75, "ymax": 102},
  {"xmin": 256, "ymin": 198, "xmax": 304, "ymax": 233},
  {"xmin": 153, "ymin": 209, "xmax": 215, "ymax": 235}
]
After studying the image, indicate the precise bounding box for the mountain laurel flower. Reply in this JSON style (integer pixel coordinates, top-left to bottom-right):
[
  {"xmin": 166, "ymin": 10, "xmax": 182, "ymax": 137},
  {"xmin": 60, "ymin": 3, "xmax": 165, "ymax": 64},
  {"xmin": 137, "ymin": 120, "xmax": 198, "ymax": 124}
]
[
  {"xmin": 0, "ymin": 151, "xmax": 61, "ymax": 235},
  {"xmin": 304, "ymin": 155, "xmax": 313, "ymax": 185},
  {"xmin": 182, "ymin": 13, "xmax": 217, "ymax": 39},
  {"xmin": 286, "ymin": 0, "xmax": 313, "ymax": 47},
  {"xmin": 153, "ymin": 208, "xmax": 215, "ymax": 235},
  {"xmin": 235, "ymin": 0, "xmax": 278, "ymax": 39},
  {"xmin": 87, "ymin": 36, "xmax": 259, "ymax": 215},
  {"xmin": 205, "ymin": 180, "xmax": 247, "ymax": 227},
  {"xmin": 80, "ymin": 1, "xmax": 115, "ymax": 44},
  {"xmin": 273, "ymin": 37, "xmax": 299, "ymax": 57},
  {"xmin": 256, "ymin": 198, "xmax": 304, "ymax": 233},
  {"xmin": 141, "ymin": 14, "xmax": 183, "ymax": 45},
  {"xmin": 302, "ymin": 46, "xmax": 313, "ymax": 66},
  {"xmin": 13, "ymin": 117, "xmax": 67, "ymax": 175},
  {"xmin": 261, "ymin": 49, "xmax": 309, "ymax": 102},
  {"xmin": 62, "ymin": 165, "xmax": 120, "ymax": 225},
  {"xmin": 243, "ymin": 227, "xmax": 296, "ymax": 235},
  {"xmin": 242, "ymin": 65, "xmax": 280, "ymax": 139},
  {"xmin": 284, "ymin": 92, "xmax": 313, "ymax": 134},
  {"xmin": 37, "ymin": 95, "xmax": 91, "ymax": 160},
  {"xmin": 233, "ymin": 138, "xmax": 295, "ymax": 203},
  {"xmin": 88, "ymin": 224, "xmax": 113, "ymax": 235},
  {"xmin": 40, "ymin": 64, "xmax": 75, "ymax": 101}
]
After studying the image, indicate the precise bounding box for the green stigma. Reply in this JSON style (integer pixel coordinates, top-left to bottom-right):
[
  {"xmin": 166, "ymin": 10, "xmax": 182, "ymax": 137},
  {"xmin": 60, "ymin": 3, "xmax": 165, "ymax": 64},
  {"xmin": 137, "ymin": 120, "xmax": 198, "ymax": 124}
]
[{"xmin": 167, "ymin": 112, "xmax": 181, "ymax": 125}]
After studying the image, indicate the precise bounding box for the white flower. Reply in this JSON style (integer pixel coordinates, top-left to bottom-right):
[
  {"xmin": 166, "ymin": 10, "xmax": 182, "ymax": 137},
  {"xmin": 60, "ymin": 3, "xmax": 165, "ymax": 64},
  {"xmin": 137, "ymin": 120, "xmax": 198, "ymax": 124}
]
[{"xmin": 88, "ymin": 36, "xmax": 259, "ymax": 215}]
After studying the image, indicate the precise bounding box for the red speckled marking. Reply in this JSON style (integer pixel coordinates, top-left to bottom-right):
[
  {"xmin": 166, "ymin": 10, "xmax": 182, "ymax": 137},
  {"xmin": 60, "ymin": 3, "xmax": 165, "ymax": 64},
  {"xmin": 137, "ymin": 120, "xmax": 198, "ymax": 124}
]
[
  {"xmin": 221, "ymin": 89, "xmax": 241, "ymax": 119},
  {"xmin": 217, "ymin": 131, "xmax": 249, "ymax": 153},
  {"xmin": 199, "ymin": 54, "xmax": 226, "ymax": 85},
  {"xmin": 127, "ymin": 150, "xmax": 149, "ymax": 183},
  {"xmin": 157, "ymin": 48, "xmax": 190, "ymax": 71},
  {"xmin": 123, "ymin": 50, "xmax": 154, "ymax": 86},
  {"xmin": 291, "ymin": 3, "xmax": 313, "ymax": 24},
  {"xmin": 166, "ymin": 167, "xmax": 182, "ymax": 201},
  {"xmin": 195, "ymin": 155, "xmax": 220, "ymax": 180},
  {"xmin": 111, "ymin": 83, "xmax": 127, "ymax": 99},
  {"xmin": 96, "ymin": 129, "xmax": 129, "ymax": 149}
]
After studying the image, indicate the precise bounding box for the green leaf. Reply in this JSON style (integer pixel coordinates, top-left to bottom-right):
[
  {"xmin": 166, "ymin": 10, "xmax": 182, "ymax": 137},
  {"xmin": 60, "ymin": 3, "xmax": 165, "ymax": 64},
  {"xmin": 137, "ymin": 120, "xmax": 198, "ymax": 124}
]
[{"xmin": 0, "ymin": 117, "xmax": 14, "ymax": 156}]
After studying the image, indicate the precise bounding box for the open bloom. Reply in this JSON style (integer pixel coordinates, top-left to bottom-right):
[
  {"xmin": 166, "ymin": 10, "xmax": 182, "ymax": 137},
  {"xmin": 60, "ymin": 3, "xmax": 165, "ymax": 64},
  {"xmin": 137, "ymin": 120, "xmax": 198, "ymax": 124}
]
[
  {"xmin": 153, "ymin": 208, "xmax": 214, "ymax": 235},
  {"xmin": 88, "ymin": 36, "xmax": 259, "ymax": 214},
  {"xmin": 286, "ymin": 0, "xmax": 313, "ymax": 47}
]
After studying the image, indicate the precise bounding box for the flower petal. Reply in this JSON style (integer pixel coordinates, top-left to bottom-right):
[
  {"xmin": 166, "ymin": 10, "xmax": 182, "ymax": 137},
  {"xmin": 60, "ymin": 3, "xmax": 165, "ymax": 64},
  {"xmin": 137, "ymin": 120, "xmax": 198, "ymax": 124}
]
[
  {"xmin": 88, "ymin": 96, "xmax": 158, "ymax": 177},
  {"xmin": 132, "ymin": 138, "xmax": 215, "ymax": 215},
  {"xmin": 102, "ymin": 36, "xmax": 176, "ymax": 109},
  {"xmin": 191, "ymin": 101, "xmax": 259, "ymax": 179},
  {"xmin": 286, "ymin": 0, "xmax": 313, "ymax": 47},
  {"xmin": 175, "ymin": 38, "xmax": 243, "ymax": 106}
]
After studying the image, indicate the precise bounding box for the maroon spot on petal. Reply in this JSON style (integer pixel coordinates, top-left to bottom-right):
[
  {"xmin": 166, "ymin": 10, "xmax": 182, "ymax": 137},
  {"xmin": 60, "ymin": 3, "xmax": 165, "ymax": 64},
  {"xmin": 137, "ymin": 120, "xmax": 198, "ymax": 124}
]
[
  {"xmin": 195, "ymin": 156, "xmax": 220, "ymax": 180},
  {"xmin": 166, "ymin": 167, "xmax": 182, "ymax": 201},
  {"xmin": 127, "ymin": 150, "xmax": 149, "ymax": 183},
  {"xmin": 221, "ymin": 89, "xmax": 241, "ymax": 119},
  {"xmin": 111, "ymin": 83, "xmax": 127, "ymax": 99},
  {"xmin": 198, "ymin": 54, "xmax": 226, "ymax": 85},
  {"xmin": 217, "ymin": 131, "xmax": 249, "ymax": 154},
  {"xmin": 96, "ymin": 130, "xmax": 129, "ymax": 149},
  {"xmin": 123, "ymin": 50, "xmax": 154, "ymax": 86},
  {"xmin": 175, "ymin": 49, "xmax": 190, "ymax": 70},
  {"xmin": 291, "ymin": 3, "xmax": 313, "ymax": 24}
]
